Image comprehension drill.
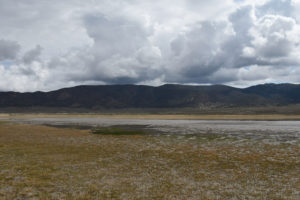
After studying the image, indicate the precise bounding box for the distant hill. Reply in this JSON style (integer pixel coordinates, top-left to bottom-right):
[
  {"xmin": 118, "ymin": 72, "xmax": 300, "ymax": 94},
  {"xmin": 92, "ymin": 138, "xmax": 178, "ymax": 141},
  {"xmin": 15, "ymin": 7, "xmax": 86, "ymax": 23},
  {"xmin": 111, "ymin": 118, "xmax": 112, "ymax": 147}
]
[{"xmin": 1, "ymin": 83, "xmax": 300, "ymax": 110}]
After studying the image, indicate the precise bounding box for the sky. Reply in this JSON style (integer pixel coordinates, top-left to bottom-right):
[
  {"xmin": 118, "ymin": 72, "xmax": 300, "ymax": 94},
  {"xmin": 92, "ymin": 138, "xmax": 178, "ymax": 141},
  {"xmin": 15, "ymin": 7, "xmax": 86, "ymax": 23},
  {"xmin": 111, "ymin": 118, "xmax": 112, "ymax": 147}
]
[{"xmin": 0, "ymin": 0, "xmax": 300, "ymax": 92}]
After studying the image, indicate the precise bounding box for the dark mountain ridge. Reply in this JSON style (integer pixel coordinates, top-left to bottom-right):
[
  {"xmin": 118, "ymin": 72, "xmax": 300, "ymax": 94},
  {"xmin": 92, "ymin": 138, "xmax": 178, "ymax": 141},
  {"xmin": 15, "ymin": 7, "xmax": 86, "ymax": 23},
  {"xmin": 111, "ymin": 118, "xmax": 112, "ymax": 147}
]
[{"xmin": 1, "ymin": 83, "xmax": 300, "ymax": 109}]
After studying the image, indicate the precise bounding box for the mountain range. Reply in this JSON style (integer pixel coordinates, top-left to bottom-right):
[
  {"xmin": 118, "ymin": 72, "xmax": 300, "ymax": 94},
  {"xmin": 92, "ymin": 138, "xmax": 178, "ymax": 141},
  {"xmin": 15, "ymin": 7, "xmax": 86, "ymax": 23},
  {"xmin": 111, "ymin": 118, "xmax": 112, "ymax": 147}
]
[{"xmin": 1, "ymin": 83, "xmax": 300, "ymax": 110}]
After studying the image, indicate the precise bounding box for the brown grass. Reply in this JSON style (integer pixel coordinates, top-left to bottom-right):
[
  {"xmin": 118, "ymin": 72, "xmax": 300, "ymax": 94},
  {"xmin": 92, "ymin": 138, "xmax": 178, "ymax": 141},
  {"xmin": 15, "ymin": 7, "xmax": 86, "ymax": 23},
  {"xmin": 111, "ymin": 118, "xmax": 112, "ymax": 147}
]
[{"xmin": 0, "ymin": 123, "xmax": 299, "ymax": 199}]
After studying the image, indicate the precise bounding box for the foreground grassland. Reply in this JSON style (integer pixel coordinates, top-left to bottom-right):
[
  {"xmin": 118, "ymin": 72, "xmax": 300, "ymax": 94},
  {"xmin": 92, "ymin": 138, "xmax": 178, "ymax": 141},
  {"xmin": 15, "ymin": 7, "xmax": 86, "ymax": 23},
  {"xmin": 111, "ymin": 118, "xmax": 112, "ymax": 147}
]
[
  {"xmin": 0, "ymin": 123, "xmax": 299, "ymax": 199},
  {"xmin": 3, "ymin": 113, "xmax": 300, "ymax": 120}
]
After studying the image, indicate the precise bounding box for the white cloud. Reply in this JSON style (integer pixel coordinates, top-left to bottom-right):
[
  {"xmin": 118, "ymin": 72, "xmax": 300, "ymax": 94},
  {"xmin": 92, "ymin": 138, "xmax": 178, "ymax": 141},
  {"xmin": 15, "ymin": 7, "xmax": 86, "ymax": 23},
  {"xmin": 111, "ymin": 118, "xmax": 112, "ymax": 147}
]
[{"xmin": 0, "ymin": 0, "xmax": 300, "ymax": 91}]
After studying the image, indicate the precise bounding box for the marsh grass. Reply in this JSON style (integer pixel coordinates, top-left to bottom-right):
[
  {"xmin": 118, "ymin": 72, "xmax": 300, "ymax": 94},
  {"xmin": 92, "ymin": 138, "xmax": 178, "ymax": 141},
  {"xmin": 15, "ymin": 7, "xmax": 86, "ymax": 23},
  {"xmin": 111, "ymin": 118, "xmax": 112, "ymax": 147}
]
[{"xmin": 0, "ymin": 123, "xmax": 299, "ymax": 199}]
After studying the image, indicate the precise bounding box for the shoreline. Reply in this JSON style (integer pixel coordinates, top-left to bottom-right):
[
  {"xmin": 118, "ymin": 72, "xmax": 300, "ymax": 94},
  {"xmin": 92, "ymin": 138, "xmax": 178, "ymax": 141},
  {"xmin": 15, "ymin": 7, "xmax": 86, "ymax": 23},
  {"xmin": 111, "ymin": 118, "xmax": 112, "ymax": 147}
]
[{"xmin": 2, "ymin": 113, "xmax": 300, "ymax": 121}]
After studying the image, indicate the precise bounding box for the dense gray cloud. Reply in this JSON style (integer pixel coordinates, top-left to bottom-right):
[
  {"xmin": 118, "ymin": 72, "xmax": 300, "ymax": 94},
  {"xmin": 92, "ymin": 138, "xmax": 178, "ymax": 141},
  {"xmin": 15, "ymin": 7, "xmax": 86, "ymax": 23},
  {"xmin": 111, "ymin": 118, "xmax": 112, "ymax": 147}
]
[
  {"xmin": 0, "ymin": 0, "xmax": 300, "ymax": 91},
  {"xmin": 22, "ymin": 45, "xmax": 42, "ymax": 64},
  {"xmin": 0, "ymin": 39, "xmax": 20, "ymax": 61}
]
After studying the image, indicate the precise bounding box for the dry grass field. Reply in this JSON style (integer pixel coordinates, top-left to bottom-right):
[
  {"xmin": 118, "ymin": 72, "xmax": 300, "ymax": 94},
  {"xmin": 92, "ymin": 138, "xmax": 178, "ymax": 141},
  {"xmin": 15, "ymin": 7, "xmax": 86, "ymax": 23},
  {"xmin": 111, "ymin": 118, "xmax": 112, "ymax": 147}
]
[{"xmin": 0, "ymin": 121, "xmax": 299, "ymax": 199}]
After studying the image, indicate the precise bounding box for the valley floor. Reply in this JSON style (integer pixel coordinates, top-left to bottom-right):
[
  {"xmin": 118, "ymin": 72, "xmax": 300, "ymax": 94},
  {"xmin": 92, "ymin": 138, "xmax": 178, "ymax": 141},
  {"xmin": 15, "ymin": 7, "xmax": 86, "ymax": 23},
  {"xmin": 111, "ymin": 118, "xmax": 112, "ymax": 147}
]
[
  {"xmin": 3, "ymin": 113, "xmax": 300, "ymax": 120},
  {"xmin": 0, "ymin": 121, "xmax": 299, "ymax": 199}
]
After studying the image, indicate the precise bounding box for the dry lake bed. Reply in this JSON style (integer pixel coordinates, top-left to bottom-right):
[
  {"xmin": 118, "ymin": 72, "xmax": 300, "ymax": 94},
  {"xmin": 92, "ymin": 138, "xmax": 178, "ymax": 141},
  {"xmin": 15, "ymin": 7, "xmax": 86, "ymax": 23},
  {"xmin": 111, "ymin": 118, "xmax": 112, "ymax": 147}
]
[{"xmin": 0, "ymin": 115, "xmax": 299, "ymax": 199}]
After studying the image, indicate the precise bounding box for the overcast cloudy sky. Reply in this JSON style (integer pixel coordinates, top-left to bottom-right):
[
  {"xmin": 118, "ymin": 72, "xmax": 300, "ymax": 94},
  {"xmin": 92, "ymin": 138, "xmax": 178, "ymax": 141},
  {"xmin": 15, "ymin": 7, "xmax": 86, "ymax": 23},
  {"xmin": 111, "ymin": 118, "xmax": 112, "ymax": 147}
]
[{"xmin": 0, "ymin": 0, "xmax": 300, "ymax": 91}]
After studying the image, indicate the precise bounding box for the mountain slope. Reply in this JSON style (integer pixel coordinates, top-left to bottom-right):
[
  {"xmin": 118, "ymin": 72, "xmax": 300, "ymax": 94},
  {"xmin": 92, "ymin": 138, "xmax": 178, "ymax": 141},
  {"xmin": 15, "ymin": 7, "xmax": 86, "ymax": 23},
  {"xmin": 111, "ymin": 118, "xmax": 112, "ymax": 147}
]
[{"xmin": 1, "ymin": 83, "xmax": 300, "ymax": 109}]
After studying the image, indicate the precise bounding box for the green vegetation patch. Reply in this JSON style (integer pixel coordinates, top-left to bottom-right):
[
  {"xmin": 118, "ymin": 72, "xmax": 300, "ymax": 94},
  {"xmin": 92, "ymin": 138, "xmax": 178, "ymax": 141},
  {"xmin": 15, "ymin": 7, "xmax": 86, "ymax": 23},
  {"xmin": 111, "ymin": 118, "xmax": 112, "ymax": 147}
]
[{"xmin": 91, "ymin": 127, "xmax": 147, "ymax": 135}]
